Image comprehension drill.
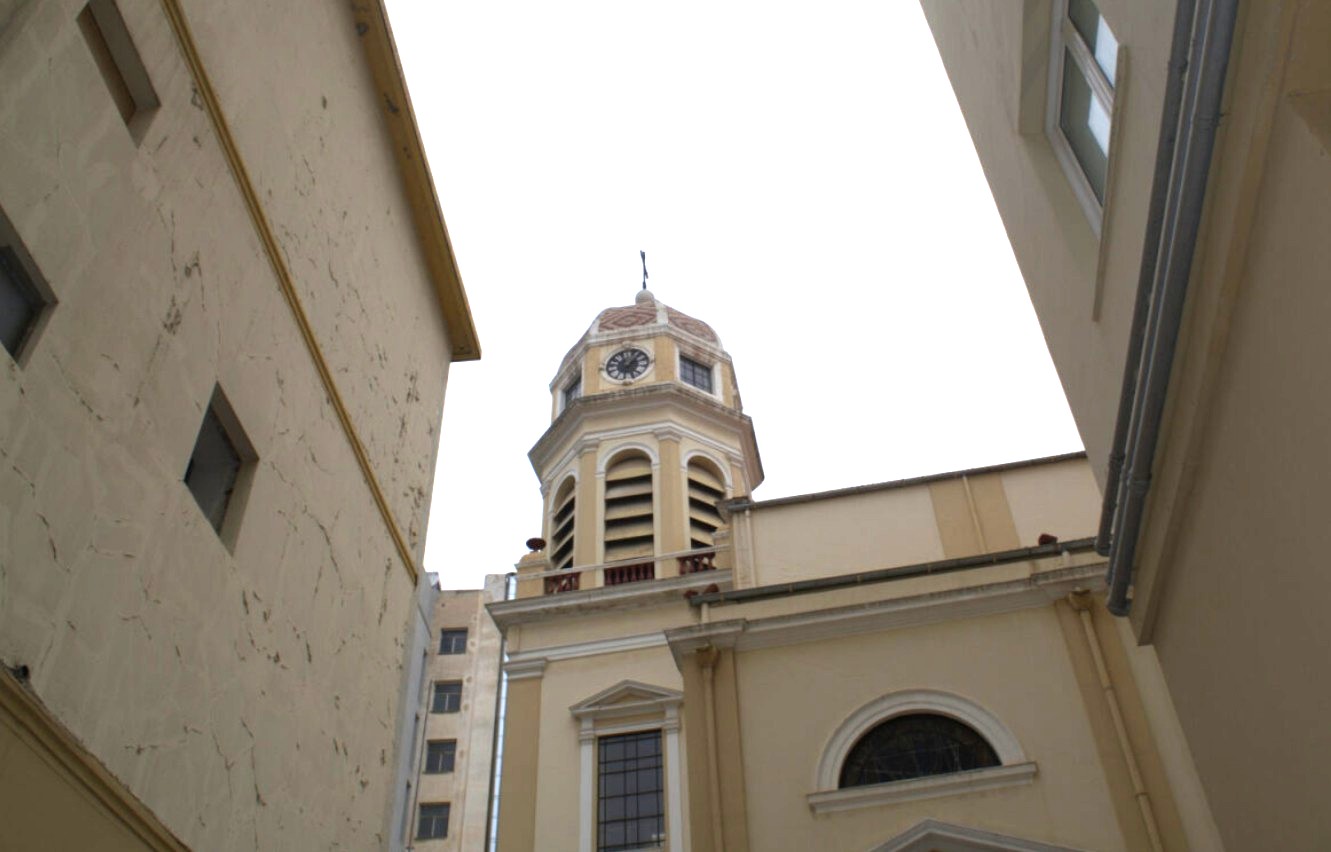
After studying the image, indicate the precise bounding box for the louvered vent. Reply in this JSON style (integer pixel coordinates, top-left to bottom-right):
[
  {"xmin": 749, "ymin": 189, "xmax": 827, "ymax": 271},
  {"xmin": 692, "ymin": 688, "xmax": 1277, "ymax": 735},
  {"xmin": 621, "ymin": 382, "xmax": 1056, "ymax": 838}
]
[
  {"xmin": 550, "ymin": 478, "xmax": 576, "ymax": 571},
  {"xmin": 687, "ymin": 459, "xmax": 726, "ymax": 549},
  {"xmin": 604, "ymin": 453, "xmax": 654, "ymax": 561}
]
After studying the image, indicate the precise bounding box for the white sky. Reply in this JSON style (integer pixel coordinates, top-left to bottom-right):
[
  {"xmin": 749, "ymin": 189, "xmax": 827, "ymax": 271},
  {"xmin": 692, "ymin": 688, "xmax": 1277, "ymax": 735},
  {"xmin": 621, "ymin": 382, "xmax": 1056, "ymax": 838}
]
[{"xmin": 384, "ymin": 1, "xmax": 1084, "ymax": 589}]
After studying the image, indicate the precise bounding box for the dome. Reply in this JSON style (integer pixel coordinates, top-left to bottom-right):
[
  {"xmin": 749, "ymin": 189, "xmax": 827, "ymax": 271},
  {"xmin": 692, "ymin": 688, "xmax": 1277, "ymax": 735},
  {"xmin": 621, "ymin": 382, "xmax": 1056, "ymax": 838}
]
[{"xmin": 589, "ymin": 291, "xmax": 720, "ymax": 345}]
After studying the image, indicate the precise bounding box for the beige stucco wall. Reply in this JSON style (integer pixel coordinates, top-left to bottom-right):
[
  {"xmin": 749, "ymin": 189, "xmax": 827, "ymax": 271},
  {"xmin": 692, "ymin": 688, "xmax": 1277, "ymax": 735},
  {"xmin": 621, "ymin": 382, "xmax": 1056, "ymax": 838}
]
[
  {"xmin": 918, "ymin": 0, "xmax": 1175, "ymax": 486},
  {"xmin": 736, "ymin": 608, "xmax": 1129, "ymax": 851},
  {"xmin": 0, "ymin": 1, "xmax": 459, "ymax": 848}
]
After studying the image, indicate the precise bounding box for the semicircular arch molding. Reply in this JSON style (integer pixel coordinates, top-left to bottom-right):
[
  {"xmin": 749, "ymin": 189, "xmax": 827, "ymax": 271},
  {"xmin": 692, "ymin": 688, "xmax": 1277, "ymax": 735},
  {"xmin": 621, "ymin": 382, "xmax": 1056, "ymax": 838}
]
[
  {"xmin": 815, "ymin": 689, "xmax": 1026, "ymax": 792},
  {"xmin": 682, "ymin": 449, "xmax": 733, "ymax": 493},
  {"xmin": 598, "ymin": 442, "xmax": 660, "ymax": 475}
]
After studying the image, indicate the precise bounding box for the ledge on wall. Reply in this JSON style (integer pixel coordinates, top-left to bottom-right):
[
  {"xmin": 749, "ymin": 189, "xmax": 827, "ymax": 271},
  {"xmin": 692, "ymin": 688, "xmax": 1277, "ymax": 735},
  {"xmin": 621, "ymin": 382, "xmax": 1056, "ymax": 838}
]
[{"xmin": 806, "ymin": 762, "xmax": 1038, "ymax": 815}]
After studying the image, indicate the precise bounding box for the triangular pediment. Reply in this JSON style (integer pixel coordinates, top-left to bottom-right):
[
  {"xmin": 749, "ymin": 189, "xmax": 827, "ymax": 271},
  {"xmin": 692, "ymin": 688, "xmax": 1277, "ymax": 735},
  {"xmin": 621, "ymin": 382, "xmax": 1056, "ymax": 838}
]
[
  {"xmin": 570, "ymin": 680, "xmax": 683, "ymax": 720},
  {"xmin": 873, "ymin": 820, "xmax": 1084, "ymax": 852}
]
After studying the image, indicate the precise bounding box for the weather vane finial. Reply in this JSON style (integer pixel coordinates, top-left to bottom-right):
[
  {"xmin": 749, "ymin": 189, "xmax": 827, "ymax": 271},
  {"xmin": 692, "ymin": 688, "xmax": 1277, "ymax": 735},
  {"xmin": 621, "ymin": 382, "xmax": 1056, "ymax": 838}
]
[{"xmin": 640, "ymin": 250, "xmax": 648, "ymax": 291}]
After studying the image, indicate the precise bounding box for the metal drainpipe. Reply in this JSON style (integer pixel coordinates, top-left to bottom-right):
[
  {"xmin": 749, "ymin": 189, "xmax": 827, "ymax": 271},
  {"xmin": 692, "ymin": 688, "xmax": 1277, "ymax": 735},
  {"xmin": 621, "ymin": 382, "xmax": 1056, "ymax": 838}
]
[
  {"xmin": 1069, "ymin": 592, "xmax": 1164, "ymax": 851},
  {"xmin": 1099, "ymin": 0, "xmax": 1241, "ymax": 615},
  {"xmin": 484, "ymin": 573, "xmax": 516, "ymax": 852}
]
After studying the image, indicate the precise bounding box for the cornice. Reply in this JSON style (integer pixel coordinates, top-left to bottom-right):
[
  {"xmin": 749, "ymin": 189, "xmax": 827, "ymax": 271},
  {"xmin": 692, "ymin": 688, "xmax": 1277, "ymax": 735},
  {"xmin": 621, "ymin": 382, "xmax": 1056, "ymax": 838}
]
[
  {"xmin": 350, "ymin": 1, "xmax": 480, "ymax": 361},
  {"xmin": 506, "ymin": 632, "xmax": 668, "ymax": 665},
  {"xmin": 664, "ymin": 563, "xmax": 1106, "ymax": 656},
  {"xmin": 529, "ymin": 385, "xmax": 763, "ymax": 487},
  {"xmin": 486, "ymin": 570, "xmax": 732, "ymax": 630},
  {"xmin": 807, "ymin": 763, "xmax": 1038, "ymax": 815}
]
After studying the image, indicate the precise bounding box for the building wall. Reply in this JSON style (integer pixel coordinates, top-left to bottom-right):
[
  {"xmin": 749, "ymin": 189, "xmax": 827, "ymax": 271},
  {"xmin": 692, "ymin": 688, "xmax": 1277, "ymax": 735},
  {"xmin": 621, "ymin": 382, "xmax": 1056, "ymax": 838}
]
[
  {"xmin": 411, "ymin": 577, "xmax": 505, "ymax": 851},
  {"xmin": 921, "ymin": 0, "xmax": 1331, "ymax": 847},
  {"xmin": 0, "ymin": 0, "xmax": 465, "ymax": 848}
]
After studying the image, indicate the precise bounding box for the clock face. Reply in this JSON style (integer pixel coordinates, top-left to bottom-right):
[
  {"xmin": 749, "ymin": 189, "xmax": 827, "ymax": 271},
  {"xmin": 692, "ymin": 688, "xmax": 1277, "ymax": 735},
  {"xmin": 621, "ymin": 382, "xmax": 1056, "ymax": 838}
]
[{"xmin": 606, "ymin": 348, "xmax": 650, "ymax": 381}]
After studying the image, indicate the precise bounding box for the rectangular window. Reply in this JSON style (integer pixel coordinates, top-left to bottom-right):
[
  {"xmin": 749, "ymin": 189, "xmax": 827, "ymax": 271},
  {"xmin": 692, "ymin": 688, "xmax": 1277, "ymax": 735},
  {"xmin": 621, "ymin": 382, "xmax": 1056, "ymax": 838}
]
[
  {"xmin": 679, "ymin": 356, "xmax": 713, "ymax": 393},
  {"xmin": 439, "ymin": 629, "xmax": 468, "ymax": 655},
  {"xmin": 424, "ymin": 740, "xmax": 456, "ymax": 774},
  {"xmin": 416, "ymin": 802, "xmax": 450, "ymax": 840},
  {"xmin": 597, "ymin": 730, "xmax": 664, "ymax": 852},
  {"xmin": 1047, "ymin": 0, "xmax": 1118, "ymax": 229},
  {"xmin": 184, "ymin": 388, "xmax": 255, "ymax": 545},
  {"xmin": 564, "ymin": 376, "xmax": 582, "ymax": 407},
  {"xmin": 77, "ymin": 0, "xmax": 159, "ymax": 142},
  {"xmin": 431, "ymin": 681, "xmax": 462, "ymax": 714},
  {"xmin": 0, "ymin": 247, "xmax": 47, "ymax": 360}
]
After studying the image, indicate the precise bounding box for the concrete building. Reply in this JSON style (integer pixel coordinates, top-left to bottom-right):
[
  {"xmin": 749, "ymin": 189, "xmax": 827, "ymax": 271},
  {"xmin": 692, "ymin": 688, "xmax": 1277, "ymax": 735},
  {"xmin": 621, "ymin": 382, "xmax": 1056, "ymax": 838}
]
[
  {"xmin": 489, "ymin": 291, "xmax": 1218, "ymax": 851},
  {"xmin": 405, "ymin": 576, "xmax": 505, "ymax": 850},
  {"xmin": 0, "ymin": 0, "xmax": 476, "ymax": 849},
  {"xmin": 921, "ymin": 0, "xmax": 1330, "ymax": 847}
]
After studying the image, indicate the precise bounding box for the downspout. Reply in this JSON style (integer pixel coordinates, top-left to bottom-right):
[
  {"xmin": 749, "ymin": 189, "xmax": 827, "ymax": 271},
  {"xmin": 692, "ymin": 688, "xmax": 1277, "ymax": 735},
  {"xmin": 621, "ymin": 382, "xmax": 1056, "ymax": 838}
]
[
  {"xmin": 484, "ymin": 573, "xmax": 516, "ymax": 852},
  {"xmin": 1068, "ymin": 592, "xmax": 1164, "ymax": 851},
  {"xmin": 1097, "ymin": 0, "xmax": 1241, "ymax": 615}
]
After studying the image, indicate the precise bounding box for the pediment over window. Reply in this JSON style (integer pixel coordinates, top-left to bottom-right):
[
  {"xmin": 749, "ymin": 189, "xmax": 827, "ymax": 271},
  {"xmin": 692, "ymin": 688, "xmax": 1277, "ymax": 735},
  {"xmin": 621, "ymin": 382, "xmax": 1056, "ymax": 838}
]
[
  {"xmin": 873, "ymin": 819, "xmax": 1083, "ymax": 852},
  {"xmin": 569, "ymin": 680, "xmax": 683, "ymax": 722}
]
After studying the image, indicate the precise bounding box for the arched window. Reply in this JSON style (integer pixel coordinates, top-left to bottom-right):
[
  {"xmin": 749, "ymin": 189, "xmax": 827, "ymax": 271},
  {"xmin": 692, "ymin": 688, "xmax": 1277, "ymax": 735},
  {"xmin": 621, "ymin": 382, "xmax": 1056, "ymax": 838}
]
[
  {"xmin": 604, "ymin": 452, "xmax": 654, "ymax": 562},
  {"xmin": 685, "ymin": 457, "xmax": 725, "ymax": 549},
  {"xmin": 839, "ymin": 713, "xmax": 1000, "ymax": 788},
  {"xmin": 550, "ymin": 477, "xmax": 576, "ymax": 571}
]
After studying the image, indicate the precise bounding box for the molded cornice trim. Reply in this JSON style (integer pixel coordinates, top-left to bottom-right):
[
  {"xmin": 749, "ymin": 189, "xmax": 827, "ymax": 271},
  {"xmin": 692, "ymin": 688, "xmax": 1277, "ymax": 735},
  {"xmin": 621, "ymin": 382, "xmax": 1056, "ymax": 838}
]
[
  {"xmin": 487, "ymin": 570, "xmax": 732, "ymax": 630},
  {"xmin": 807, "ymin": 763, "xmax": 1038, "ymax": 814}
]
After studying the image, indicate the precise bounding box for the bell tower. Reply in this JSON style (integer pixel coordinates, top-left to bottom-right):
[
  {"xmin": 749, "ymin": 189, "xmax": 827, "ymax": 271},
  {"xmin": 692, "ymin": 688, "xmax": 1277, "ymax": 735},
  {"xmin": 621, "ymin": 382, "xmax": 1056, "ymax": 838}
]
[{"xmin": 522, "ymin": 287, "xmax": 763, "ymax": 595}]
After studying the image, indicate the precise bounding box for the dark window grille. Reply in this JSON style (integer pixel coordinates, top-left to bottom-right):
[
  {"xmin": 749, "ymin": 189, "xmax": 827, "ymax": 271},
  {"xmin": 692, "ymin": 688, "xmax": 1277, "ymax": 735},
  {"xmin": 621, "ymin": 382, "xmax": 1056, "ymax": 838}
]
[
  {"xmin": 425, "ymin": 740, "xmax": 456, "ymax": 774},
  {"xmin": 0, "ymin": 246, "xmax": 45, "ymax": 358},
  {"xmin": 185, "ymin": 406, "xmax": 242, "ymax": 533},
  {"xmin": 564, "ymin": 376, "xmax": 582, "ymax": 406},
  {"xmin": 597, "ymin": 730, "xmax": 664, "ymax": 851},
  {"xmin": 838, "ymin": 713, "xmax": 1000, "ymax": 787},
  {"xmin": 439, "ymin": 629, "xmax": 468, "ymax": 655},
  {"xmin": 416, "ymin": 802, "xmax": 449, "ymax": 840},
  {"xmin": 679, "ymin": 356, "xmax": 712, "ymax": 392},
  {"xmin": 431, "ymin": 681, "xmax": 462, "ymax": 714}
]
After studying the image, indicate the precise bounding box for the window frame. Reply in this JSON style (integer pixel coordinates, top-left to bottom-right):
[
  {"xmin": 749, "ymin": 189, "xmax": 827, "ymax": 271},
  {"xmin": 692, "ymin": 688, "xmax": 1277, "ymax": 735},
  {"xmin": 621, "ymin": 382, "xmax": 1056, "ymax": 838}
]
[
  {"xmin": 1045, "ymin": 0, "xmax": 1123, "ymax": 236},
  {"xmin": 438, "ymin": 628, "xmax": 468, "ymax": 655},
  {"xmin": 596, "ymin": 729, "xmax": 666, "ymax": 852},
  {"xmin": 424, "ymin": 739, "xmax": 457, "ymax": 774},
  {"xmin": 677, "ymin": 353, "xmax": 715, "ymax": 395},
  {"xmin": 415, "ymin": 802, "xmax": 450, "ymax": 840},
  {"xmin": 430, "ymin": 681, "xmax": 462, "ymax": 714}
]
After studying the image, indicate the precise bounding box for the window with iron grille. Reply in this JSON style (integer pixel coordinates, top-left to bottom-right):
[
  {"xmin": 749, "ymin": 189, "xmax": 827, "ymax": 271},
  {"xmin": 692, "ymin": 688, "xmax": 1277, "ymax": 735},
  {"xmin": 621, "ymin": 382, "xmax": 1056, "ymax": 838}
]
[
  {"xmin": 439, "ymin": 629, "xmax": 468, "ymax": 655},
  {"xmin": 563, "ymin": 375, "xmax": 582, "ymax": 408},
  {"xmin": 597, "ymin": 730, "xmax": 664, "ymax": 851},
  {"xmin": 424, "ymin": 740, "xmax": 456, "ymax": 774},
  {"xmin": 416, "ymin": 802, "xmax": 449, "ymax": 840},
  {"xmin": 838, "ymin": 713, "xmax": 1000, "ymax": 787},
  {"xmin": 431, "ymin": 681, "xmax": 462, "ymax": 714},
  {"xmin": 678, "ymin": 355, "xmax": 713, "ymax": 393}
]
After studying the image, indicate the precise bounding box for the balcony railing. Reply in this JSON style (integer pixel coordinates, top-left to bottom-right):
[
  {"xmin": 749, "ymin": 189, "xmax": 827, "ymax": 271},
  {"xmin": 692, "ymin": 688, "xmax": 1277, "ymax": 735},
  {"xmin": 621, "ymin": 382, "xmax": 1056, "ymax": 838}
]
[{"xmin": 529, "ymin": 546, "xmax": 723, "ymax": 596}]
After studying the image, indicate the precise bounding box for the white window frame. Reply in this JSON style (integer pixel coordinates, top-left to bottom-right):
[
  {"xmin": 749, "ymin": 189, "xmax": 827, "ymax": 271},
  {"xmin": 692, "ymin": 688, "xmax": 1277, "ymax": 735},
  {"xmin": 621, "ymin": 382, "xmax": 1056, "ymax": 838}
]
[{"xmin": 1045, "ymin": 0, "xmax": 1123, "ymax": 236}]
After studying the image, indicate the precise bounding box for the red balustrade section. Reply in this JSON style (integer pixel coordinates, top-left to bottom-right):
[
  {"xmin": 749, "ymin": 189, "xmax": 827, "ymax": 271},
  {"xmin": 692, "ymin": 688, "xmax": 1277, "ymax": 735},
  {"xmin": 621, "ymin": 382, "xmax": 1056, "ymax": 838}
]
[{"xmin": 603, "ymin": 561, "xmax": 655, "ymax": 586}]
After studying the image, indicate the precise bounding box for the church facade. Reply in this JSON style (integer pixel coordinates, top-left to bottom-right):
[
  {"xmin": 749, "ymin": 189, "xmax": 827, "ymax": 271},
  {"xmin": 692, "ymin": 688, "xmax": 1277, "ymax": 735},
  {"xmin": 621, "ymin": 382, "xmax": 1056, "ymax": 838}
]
[{"xmin": 490, "ymin": 291, "xmax": 1217, "ymax": 851}]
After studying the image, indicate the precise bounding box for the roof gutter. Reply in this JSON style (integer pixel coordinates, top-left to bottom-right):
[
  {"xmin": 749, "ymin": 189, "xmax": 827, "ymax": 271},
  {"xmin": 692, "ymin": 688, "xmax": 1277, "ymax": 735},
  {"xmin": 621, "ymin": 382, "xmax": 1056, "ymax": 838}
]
[
  {"xmin": 1096, "ymin": 0, "xmax": 1240, "ymax": 616},
  {"xmin": 688, "ymin": 537, "xmax": 1098, "ymax": 608}
]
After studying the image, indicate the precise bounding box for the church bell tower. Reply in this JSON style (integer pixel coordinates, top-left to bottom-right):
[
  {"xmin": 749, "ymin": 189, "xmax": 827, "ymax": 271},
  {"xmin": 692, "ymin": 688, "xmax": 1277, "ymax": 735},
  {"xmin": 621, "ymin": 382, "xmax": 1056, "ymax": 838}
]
[{"xmin": 521, "ymin": 286, "xmax": 763, "ymax": 595}]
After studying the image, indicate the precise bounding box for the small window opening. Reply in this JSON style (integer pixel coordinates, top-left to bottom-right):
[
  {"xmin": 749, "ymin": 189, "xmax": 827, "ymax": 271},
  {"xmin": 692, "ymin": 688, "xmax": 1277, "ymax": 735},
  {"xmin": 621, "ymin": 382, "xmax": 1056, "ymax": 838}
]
[
  {"xmin": 1047, "ymin": 0, "xmax": 1118, "ymax": 226},
  {"xmin": 184, "ymin": 387, "xmax": 255, "ymax": 545},
  {"xmin": 0, "ymin": 247, "xmax": 48, "ymax": 360},
  {"xmin": 439, "ymin": 629, "xmax": 468, "ymax": 655},
  {"xmin": 679, "ymin": 355, "xmax": 713, "ymax": 393},
  {"xmin": 563, "ymin": 375, "xmax": 582, "ymax": 408},
  {"xmin": 431, "ymin": 681, "xmax": 462, "ymax": 714},
  {"xmin": 550, "ymin": 477, "xmax": 577, "ymax": 572},
  {"xmin": 77, "ymin": 0, "xmax": 160, "ymax": 142},
  {"xmin": 416, "ymin": 802, "xmax": 450, "ymax": 840},
  {"xmin": 424, "ymin": 740, "xmax": 456, "ymax": 774}
]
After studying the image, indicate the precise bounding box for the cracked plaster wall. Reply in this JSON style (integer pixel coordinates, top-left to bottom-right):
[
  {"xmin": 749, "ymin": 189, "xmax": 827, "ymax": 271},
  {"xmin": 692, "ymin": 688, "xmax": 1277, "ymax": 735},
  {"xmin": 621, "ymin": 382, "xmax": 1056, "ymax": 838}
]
[{"xmin": 0, "ymin": 0, "xmax": 454, "ymax": 849}]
